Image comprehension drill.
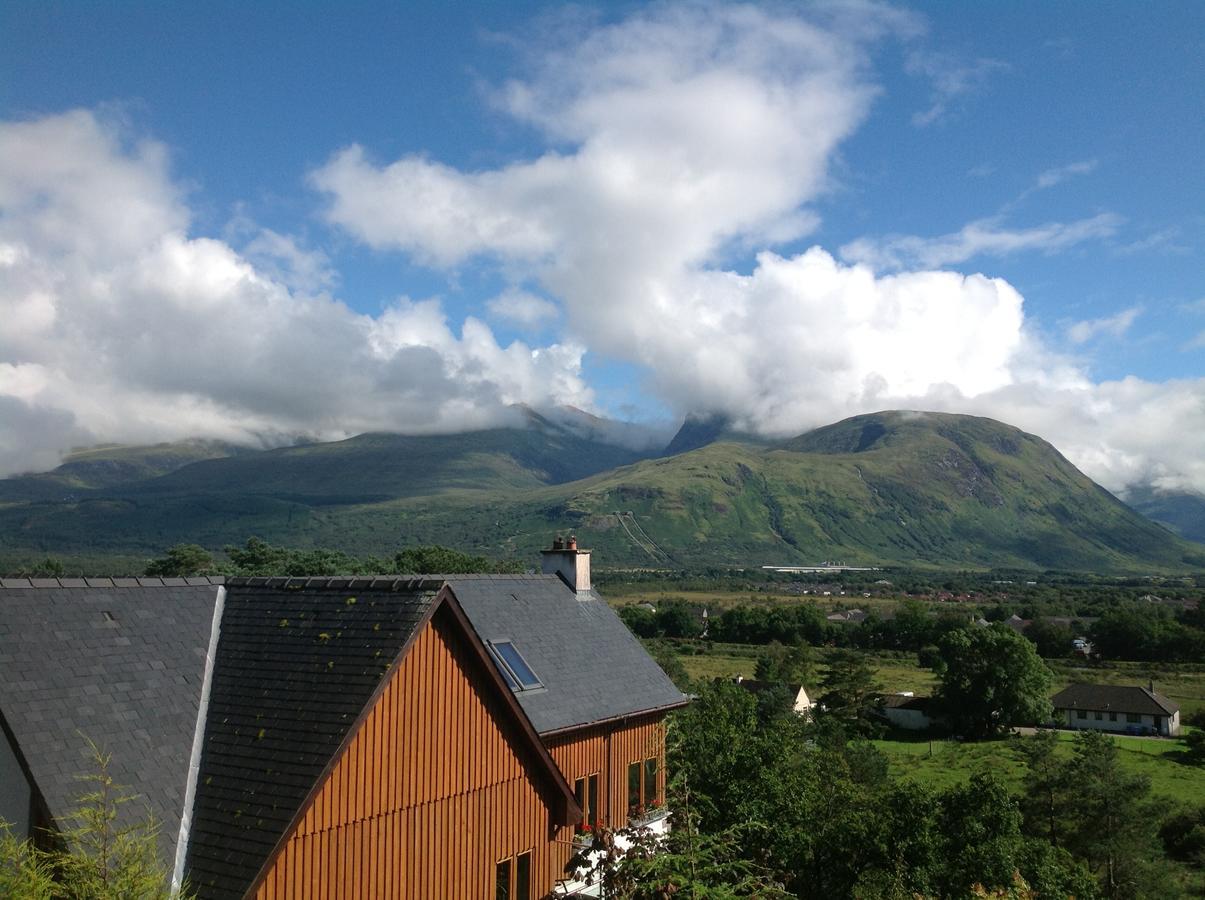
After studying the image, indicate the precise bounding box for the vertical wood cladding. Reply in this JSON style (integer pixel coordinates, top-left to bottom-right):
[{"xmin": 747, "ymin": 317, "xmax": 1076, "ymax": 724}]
[
  {"xmin": 546, "ymin": 716, "xmax": 665, "ymax": 828},
  {"xmin": 252, "ymin": 606, "xmax": 574, "ymax": 900},
  {"xmin": 250, "ymin": 604, "xmax": 671, "ymax": 899}
]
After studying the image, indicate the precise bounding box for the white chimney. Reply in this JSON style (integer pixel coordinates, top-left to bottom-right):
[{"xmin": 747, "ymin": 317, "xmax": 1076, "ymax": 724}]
[{"xmin": 541, "ymin": 534, "xmax": 591, "ymax": 594}]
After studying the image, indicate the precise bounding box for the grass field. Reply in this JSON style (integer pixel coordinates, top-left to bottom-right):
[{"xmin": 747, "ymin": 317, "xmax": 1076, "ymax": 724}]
[
  {"xmin": 676, "ymin": 645, "xmax": 1205, "ymax": 716},
  {"xmin": 872, "ymin": 729, "xmax": 1205, "ymax": 806}
]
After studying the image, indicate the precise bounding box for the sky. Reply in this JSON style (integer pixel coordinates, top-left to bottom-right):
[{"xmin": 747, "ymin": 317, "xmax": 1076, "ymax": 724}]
[{"xmin": 1, "ymin": 1, "xmax": 1203, "ymax": 496}]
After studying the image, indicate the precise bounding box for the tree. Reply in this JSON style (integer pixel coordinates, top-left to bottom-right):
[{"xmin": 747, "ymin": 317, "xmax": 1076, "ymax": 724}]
[
  {"xmin": 645, "ymin": 640, "xmax": 692, "ymax": 692},
  {"xmin": 1014, "ymin": 730, "xmax": 1071, "ymax": 849},
  {"xmin": 655, "ymin": 600, "xmax": 700, "ymax": 639},
  {"xmin": 934, "ymin": 625, "xmax": 1052, "ymax": 739},
  {"xmin": 753, "ymin": 641, "xmax": 813, "ymax": 686},
  {"xmin": 619, "ymin": 604, "xmax": 659, "ymax": 638},
  {"xmin": 392, "ymin": 545, "xmax": 523, "ymax": 575},
  {"xmin": 144, "ymin": 543, "xmax": 214, "ymax": 577},
  {"xmin": 0, "ymin": 740, "xmax": 184, "ymax": 898},
  {"xmin": 28, "ymin": 557, "xmax": 65, "ymax": 578},
  {"xmin": 817, "ymin": 649, "xmax": 883, "ymax": 734},
  {"xmin": 1063, "ymin": 731, "xmax": 1164, "ymax": 898}
]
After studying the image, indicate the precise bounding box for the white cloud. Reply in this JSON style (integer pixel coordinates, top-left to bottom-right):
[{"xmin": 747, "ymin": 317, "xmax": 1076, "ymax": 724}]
[
  {"xmin": 905, "ymin": 50, "xmax": 1008, "ymax": 126},
  {"xmin": 0, "ymin": 110, "xmax": 593, "ymax": 475},
  {"xmin": 4, "ymin": 6, "xmax": 1204, "ymax": 502},
  {"xmin": 839, "ymin": 212, "xmax": 1122, "ymax": 271},
  {"xmin": 1034, "ymin": 159, "xmax": 1097, "ymax": 190},
  {"xmin": 312, "ymin": 3, "xmax": 1205, "ymax": 497},
  {"xmin": 1066, "ymin": 306, "xmax": 1142, "ymax": 344},
  {"xmin": 486, "ymin": 289, "xmax": 559, "ymax": 328}
]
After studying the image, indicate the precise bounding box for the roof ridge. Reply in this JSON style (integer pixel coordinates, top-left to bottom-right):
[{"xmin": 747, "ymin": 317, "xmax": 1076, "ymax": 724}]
[
  {"xmin": 0, "ymin": 576, "xmax": 227, "ymax": 589},
  {"xmin": 225, "ymin": 575, "xmax": 448, "ymax": 591}
]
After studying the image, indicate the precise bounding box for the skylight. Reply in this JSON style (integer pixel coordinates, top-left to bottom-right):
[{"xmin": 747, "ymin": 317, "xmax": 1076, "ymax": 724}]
[{"xmin": 487, "ymin": 640, "xmax": 542, "ymax": 691}]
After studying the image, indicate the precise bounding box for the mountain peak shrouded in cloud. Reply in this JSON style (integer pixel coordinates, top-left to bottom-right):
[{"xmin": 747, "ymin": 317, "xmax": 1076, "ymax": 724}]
[{"xmin": 1, "ymin": 2, "xmax": 1204, "ymax": 504}]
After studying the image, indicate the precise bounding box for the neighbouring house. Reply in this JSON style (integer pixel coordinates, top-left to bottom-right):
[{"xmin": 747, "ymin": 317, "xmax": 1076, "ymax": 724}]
[
  {"xmin": 1050, "ymin": 683, "xmax": 1181, "ymax": 736},
  {"xmin": 876, "ymin": 693, "xmax": 935, "ymax": 731},
  {"xmin": 729, "ymin": 677, "xmax": 813, "ymax": 716},
  {"xmin": 825, "ymin": 608, "xmax": 867, "ymax": 625},
  {"xmin": 0, "ymin": 539, "xmax": 687, "ymax": 899}
]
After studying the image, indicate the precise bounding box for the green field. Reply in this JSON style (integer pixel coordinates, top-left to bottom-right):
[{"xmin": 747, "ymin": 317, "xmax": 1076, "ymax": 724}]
[
  {"xmin": 677, "ymin": 645, "xmax": 1205, "ymax": 717},
  {"xmin": 872, "ymin": 729, "xmax": 1205, "ymax": 806}
]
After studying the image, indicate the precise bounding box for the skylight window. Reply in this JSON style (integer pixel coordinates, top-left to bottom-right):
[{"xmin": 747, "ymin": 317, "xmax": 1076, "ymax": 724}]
[{"xmin": 487, "ymin": 640, "xmax": 542, "ymax": 691}]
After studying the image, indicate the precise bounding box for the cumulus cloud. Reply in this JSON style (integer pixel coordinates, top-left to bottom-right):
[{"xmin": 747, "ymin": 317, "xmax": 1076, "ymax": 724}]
[
  {"xmin": 4, "ymin": 4, "xmax": 1203, "ymax": 501},
  {"xmin": 839, "ymin": 213, "xmax": 1123, "ymax": 271},
  {"xmin": 311, "ymin": 2, "xmax": 1205, "ymax": 496},
  {"xmin": 486, "ymin": 288, "xmax": 560, "ymax": 328},
  {"xmin": 1066, "ymin": 306, "xmax": 1142, "ymax": 344},
  {"xmin": 0, "ymin": 110, "xmax": 593, "ymax": 475}
]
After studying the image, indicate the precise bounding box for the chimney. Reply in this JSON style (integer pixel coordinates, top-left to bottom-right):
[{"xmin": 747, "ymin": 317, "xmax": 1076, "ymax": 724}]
[{"xmin": 541, "ymin": 533, "xmax": 591, "ymax": 594}]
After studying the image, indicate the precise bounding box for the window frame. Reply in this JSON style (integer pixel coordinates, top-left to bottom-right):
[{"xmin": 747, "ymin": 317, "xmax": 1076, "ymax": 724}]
[
  {"xmin": 486, "ymin": 639, "xmax": 544, "ymax": 692},
  {"xmin": 495, "ymin": 850, "xmax": 532, "ymax": 900}
]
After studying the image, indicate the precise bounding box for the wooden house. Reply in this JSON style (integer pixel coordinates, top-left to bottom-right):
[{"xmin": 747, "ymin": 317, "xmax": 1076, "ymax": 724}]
[{"xmin": 0, "ymin": 542, "xmax": 687, "ymax": 898}]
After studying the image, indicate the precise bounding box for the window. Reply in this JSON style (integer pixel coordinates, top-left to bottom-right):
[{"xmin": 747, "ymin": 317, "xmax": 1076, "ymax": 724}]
[
  {"xmin": 644, "ymin": 757, "xmax": 659, "ymax": 807},
  {"xmin": 1126, "ymin": 713, "xmax": 1141, "ymax": 723},
  {"xmin": 495, "ymin": 859, "xmax": 511, "ymax": 900},
  {"xmin": 627, "ymin": 757, "xmax": 661, "ymax": 817},
  {"xmin": 1109, "ymin": 711, "xmax": 1117, "ymax": 721},
  {"xmin": 574, "ymin": 775, "xmax": 599, "ymax": 827},
  {"xmin": 628, "ymin": 762, "xmax": 641, "ymax": 815},
  {"xmin": 487, "ymin": 641, "xmax": 542, "ymax": 691},
  {"xmin": 515, "ymin": 852, "xmax": 531, "ymax": 900},
  {"xmin": 1076, "ymin": 709, "xmax": 1087, "ymax": 719},
  {"xmin": 495, "ymin": 851, "xmax": 531, "ymax": 900},
  {"xmin": 1094, "ymin": 711, "xmax": 1103, "ymax": 720}
]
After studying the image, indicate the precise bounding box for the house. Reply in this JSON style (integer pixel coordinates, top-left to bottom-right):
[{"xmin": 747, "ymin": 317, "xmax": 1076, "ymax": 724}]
[
  {"xmin": 876, "ymin": 693, "xmax": 935, "ymax": 731},
  {"xmin": 1050, "ymin": 683, "xmax": 1181, "ymax": 736},
  {"xmin": 825, "ymin": 608, "xmax": 867, "ymax": 625},
  {"xmin": 0, "ymin": 540, "xmax": 687, "ymax": 899},
  {"xmin": 730, "ymin": 677, "xmax": 813, "ymax": 716}
]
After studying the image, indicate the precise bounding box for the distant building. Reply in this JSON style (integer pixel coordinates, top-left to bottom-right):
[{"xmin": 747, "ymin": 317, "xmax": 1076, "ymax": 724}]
[
  {"xmin": 826, "ymin": 608, "xmax": 868, "ymax": 624},
  {"xmin": 1051, "ymin": 683, "xmax": 1180, "ymax": 736},
  {"xmin": 876, "ymin": 693, "xmax": 935, "ymax": 731},
  {"xmin": 729, "ymin": 677, "xmax": 812, "ymax": 716}
]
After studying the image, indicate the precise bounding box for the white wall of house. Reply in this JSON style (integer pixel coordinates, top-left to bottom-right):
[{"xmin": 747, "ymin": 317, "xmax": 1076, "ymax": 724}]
[
  {"xmin": 1058, "ymin": 707, "xmax": 1180, "ymax": 736},
  {"xmin": 791, "ymin": 688, "xmax": 813, "ymax": 717},
  {"xmin": 0, "ymin": 730, "xmax": 31, "ymax": 837}
]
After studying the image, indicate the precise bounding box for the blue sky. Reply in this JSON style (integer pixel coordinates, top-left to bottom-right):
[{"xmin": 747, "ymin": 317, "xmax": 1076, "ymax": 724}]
[{"xmin": 0, "ymin": 1, "xmax": 1202, "ymax": 493}]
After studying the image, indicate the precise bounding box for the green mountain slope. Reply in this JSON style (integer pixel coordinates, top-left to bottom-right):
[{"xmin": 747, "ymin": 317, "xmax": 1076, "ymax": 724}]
[
  {"xmin": 1, "ymin": 411, "xmax": 1200, "ymax": 573},
  {"xmin": 0, "ymin": 440, "xmax": 249, "ymax": 502},
  {"xmin": 1124, "ymin": 486, "xmax": 1205, "ymax": 543}
]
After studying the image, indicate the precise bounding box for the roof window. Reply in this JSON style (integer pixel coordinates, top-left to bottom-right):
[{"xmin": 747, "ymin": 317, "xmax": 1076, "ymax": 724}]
[{"xmin": 487, "ymin": 640, "xmax": 542, "ymax": 691}]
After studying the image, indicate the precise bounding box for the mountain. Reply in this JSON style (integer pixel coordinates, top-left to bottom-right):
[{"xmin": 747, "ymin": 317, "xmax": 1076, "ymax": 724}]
[
  {"xmin": 2, "ymin": 411, "xmax": 1201, "ymax": 573},
  {"xmin": 661, "ymin": 413, "xmax": 765, "ymax": 456},
  {"xmin": 1123, "ymin": 485, "xmax": 1205, "ymax": 544},
  {"xmin": 0, "ymin": 440, "xmax": 250, "ymax": 502}
]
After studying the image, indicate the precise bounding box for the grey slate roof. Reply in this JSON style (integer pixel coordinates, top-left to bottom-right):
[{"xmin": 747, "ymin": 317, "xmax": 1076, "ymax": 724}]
[
  {"xmin": 446, "ymin": 574, "xmax": 688, "ymax": 734},
  {"xmin": 0, "ymin": 579, "xmax": 221, "ymax": 865},
  {"xmin": 1051, "ymin": 683, "xmax": 1179, "ymax": 716},
  {"xmin": 184, "ymin": 578, "xmax": 439, "ymax": 899}
]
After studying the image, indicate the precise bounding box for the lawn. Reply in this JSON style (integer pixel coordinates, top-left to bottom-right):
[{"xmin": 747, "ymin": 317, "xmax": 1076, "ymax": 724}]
[
  {"xmin": 677, "ymin": 644, "xmax": 1205, "ymax": 717},
  {"xmin": 679, "ymin": 645, "xmax": 938, "ymax": 694},
  {"xmin": 872, "ymin": 729, "xmax": 1205, "ymax": 806}
]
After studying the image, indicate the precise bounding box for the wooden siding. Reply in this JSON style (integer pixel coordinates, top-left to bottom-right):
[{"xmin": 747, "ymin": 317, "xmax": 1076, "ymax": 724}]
[
  {"xmin": 547, "ymin": 716, "xmax": 666, "ymax": 828},
  {"xmin": 252, "ymin": 605, "xmax": 576, "ymax": 900}
]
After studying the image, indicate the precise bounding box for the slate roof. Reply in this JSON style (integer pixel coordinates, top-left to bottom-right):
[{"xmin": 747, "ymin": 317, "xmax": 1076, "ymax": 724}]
[
  {"xmin": 1051, "ymin": 683, "xmax": 1179, "ymax": 716},
  {"xmin": 879, "ymin": 694, "xmax": 932, "ymax": 712},
  {"xmin": 445, "ymin": 574, "xmax": 688, "ymax": 734},
  {"xmin": 0, "ymin": 578, "xmax": 222, "ymax": 864},
  {"xmin": 184, "ymin": 578, "xmax": 439, "ymax": 899}
]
